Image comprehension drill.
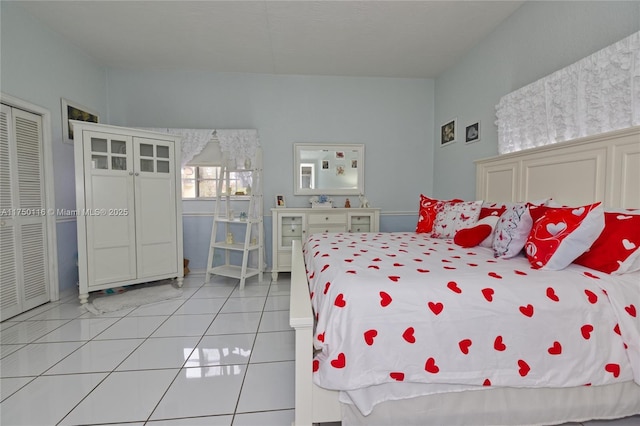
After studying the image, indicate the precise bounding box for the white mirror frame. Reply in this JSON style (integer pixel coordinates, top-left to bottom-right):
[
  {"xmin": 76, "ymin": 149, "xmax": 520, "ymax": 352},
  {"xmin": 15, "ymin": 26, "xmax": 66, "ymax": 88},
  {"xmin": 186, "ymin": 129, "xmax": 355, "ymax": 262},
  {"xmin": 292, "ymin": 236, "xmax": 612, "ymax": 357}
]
[{"xmin": 294, "ymin": 143, "xmax": 365, "ymax": 195}]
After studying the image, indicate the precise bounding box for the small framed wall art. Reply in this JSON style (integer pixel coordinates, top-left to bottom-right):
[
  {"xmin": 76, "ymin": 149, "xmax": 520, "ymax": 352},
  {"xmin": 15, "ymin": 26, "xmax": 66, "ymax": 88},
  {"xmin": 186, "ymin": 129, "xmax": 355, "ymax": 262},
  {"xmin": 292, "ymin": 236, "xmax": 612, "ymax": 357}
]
[
  {"xmin": 465, "ymin": 121, "xmax": 481, "ymax": 144},
  {"xmin": 440, "ymin": 118, "xmax": 457, "ymax": 147},
  {"xmin": 61, "ymin": 98, "xmax": 99, "ymax": 144},
  {"xmin": 275, "ymin": 194, "xmax": 286, "ymax": 208}
]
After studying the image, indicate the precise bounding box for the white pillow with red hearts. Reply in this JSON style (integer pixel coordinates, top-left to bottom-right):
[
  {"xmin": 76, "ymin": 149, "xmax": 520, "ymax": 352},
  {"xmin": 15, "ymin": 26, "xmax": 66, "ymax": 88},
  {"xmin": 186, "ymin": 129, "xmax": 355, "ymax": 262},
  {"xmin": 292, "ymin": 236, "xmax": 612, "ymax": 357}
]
[
  {"xmin": 524, "ymin": 202, "xmax": 605, "ymax": 270},
  {"xmin": 431, "ymin": 200, "xmax": 483, "ymax": 239},
  {"xmin": 573, "ymin": 209, "xmax": 640, "ymax": 274}
]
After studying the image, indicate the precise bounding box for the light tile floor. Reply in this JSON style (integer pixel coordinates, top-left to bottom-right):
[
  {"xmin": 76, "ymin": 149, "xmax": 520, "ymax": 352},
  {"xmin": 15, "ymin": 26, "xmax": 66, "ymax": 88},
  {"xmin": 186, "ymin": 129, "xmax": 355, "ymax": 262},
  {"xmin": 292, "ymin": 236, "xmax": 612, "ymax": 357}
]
[{"xmin": 1, "ymin": 273, "xmax": 638, "ymax": 426}]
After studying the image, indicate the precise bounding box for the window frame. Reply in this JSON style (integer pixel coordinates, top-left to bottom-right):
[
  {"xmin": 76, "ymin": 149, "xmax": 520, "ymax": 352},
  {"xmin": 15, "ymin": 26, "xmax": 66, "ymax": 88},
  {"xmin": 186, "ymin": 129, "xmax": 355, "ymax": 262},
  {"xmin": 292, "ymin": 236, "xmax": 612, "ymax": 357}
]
[{"xmin": 181, "ymin": 165, "xmax": 251, "ymax": 200}]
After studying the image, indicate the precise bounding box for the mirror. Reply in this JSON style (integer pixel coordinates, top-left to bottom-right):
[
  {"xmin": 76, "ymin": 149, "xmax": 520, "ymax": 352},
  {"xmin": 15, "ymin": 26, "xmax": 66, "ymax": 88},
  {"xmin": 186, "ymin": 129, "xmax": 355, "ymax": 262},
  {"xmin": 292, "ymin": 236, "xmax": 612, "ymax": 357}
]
[{"xmin": 294, "ymin": 143, "xmax": 364, "ymax": 195}]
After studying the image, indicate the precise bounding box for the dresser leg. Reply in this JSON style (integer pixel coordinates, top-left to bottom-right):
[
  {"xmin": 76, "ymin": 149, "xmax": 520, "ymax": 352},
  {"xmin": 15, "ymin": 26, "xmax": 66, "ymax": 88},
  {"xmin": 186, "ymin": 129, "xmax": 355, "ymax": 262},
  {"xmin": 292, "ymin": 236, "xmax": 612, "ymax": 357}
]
[
  {"xmin": 79, "ymin": 293, "xmax": 89, "ymax": 305},
  {"xmin": 176, "ymin": 277, "xmax": 184, "ymax": 288},
  {"xmin": 272, "ymin": 271, "xmax": 278, "ymax": 281}
]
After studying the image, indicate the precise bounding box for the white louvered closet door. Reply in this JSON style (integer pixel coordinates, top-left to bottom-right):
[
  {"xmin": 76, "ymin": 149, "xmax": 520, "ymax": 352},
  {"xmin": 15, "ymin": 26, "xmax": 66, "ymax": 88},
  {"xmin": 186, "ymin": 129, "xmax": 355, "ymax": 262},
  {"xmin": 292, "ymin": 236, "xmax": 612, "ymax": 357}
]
[{"xmin": 0, "ymin": 104, "xmax": 49, "ymax": 321}]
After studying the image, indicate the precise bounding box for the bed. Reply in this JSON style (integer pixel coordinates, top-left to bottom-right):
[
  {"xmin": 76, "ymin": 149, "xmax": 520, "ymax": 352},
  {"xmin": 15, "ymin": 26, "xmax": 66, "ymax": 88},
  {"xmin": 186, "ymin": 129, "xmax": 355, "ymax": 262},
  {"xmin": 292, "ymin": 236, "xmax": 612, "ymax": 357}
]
[{"xmin": 289, "ymin": 126, "xmax": 640, "ymax": 426}]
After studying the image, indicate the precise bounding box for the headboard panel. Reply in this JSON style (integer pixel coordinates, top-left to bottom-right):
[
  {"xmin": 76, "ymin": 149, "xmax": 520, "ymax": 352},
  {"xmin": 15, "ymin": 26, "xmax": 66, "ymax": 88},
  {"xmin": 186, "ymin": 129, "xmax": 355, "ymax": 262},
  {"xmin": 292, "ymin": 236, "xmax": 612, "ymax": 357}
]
[{"xmin": 476, "ymin": 126, "xmax": 640, "ymax": 209}]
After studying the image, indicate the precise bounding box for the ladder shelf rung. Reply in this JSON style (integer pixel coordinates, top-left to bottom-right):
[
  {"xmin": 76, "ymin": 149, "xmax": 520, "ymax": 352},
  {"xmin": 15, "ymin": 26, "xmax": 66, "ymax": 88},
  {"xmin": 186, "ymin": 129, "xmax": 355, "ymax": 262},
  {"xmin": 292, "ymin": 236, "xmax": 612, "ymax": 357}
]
[
  {"xmin": 212, "ymin": 243, "xmax": 261, "ymax": 251},
  {"xmin": 207, "ymin": 265, "xmax": 261, "ymax": 279}
]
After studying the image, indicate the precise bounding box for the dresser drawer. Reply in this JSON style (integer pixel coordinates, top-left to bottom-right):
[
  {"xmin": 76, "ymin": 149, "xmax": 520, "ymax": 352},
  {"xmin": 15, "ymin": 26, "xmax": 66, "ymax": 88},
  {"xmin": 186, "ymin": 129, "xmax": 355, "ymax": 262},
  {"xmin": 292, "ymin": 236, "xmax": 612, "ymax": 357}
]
[
  {"xmin": 308, "ymin": 224, "xmax": 347, "ymax": 235},
  {"xmin": 308, "ymin": 212, "xmax": 347, "ymax": 225}
]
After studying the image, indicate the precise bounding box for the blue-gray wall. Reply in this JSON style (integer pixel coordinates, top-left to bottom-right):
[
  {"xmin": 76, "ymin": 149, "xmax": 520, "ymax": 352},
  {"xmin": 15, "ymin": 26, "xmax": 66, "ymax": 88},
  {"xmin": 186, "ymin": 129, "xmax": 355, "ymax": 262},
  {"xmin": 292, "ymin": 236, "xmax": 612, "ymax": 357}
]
[
  {"xmin": 2, "ymin": 1, "xmax": 638, "ymax": 284},
  {"xmin": 432, "ymin": 1, "xmax": 640, "ymax": 200},
  {"xmin": 1, "ymin": 2, "xmax": 108, "ymax": 292},
  {"xmin": 105, "ymin": 70, "xmax": 434, "ymax": 270}
]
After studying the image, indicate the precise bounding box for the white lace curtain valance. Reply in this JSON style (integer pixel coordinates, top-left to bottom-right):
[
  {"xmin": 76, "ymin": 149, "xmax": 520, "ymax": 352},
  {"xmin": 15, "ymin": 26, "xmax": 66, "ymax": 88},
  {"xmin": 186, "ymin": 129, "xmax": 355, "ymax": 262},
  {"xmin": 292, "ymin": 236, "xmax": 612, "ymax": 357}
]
[
  {"xmin": 496, "ymin": 31, "xmax": 640, "ymax": 154},
  {"xmin": 141, "ymin": 128, "xmax": 260, "ymax": 167}
]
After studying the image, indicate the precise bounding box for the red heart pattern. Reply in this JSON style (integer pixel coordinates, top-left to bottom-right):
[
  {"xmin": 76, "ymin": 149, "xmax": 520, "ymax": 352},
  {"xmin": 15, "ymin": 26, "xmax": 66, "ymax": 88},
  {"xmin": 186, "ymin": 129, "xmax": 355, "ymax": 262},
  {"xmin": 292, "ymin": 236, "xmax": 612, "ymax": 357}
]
[
  {"xmin": 424, "ymin": 357, "xmax": 439, "ymax": 374},
  {"xmin": 482, "ymin": 288, "xmax": 494, "ymax": 302},
  {"xmin": 402, "ymin": 327, "xmax": 416, "ymax": 343},
  {"xmin": 428, "ymin": 301, "xmax": 444, "ymax": 315},
  {"xmin": 331, "ymin": 353, "xmax": 346, "ymax": 369},
  {"xmin": 518, "ymin": 360, "xmax": 530, "ymax": 377},
  {"xmin": 581, "ymin": 324, "xmax": 594, "ymax": 340},
  {"xmin": 548, "ymin": 341, "xmax": 562, "ymax": 355},
  {"xmin": 519, "ymin": 304, "xmax": 534, "ymax": 317},
  {"xmin": 546, "ymin": 287, "xmax": 560, "ymax": 302},
  {"xmin": 305, "ymin": 232, "xmax": 632, "ymax": 391},
  {"xmin": 605, "ymin": 363, "xmax": 620, "ymax": 378},
  {"xmin": 584, "ymin": 289, "xmax": 598, "ymax": 304},
  {"xmin": 459, "ymin": 339, "xmax": 472, "ymax": 354},
  {"xmin": 364, "ymin": 329, "xmax": 377, "ymax": 345},
  {"xmin": 380, "ymin": 291, "xmax": 392, "ymax": 307},
  {"xmin": 390, "ymin": 372, "xmax": 405, "ymax": 381},
  {"xmin": 447, "ymin": 281, "xmax": 462, "ymax": 294}
]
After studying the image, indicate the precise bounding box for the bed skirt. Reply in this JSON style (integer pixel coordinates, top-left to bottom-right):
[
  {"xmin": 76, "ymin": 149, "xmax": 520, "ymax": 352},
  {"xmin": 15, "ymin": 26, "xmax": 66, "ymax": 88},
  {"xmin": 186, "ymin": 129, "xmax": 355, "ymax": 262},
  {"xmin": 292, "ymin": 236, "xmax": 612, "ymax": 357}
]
[{"xmin": 341, "ymin": 381, "xmax": 640, "ymax": 426}]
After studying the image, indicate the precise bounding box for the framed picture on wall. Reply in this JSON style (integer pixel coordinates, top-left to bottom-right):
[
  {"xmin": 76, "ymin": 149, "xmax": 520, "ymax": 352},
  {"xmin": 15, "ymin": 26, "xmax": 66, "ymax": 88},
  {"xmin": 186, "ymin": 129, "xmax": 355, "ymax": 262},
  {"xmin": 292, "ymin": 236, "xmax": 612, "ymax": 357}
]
[
  {"xmin": 275, "ymin": 194, "xmax": 286, "ymax": 208},
  {"xmin": 61, "ymin": 98, "xmax": 99, "ymax": 144},
  {"xmin": 440, "ymin": 118, "xmax": 457, "ymax": 147},
  {"xmin": 465, "ymin": 121, "xmax": 481, "ymax": 144}
]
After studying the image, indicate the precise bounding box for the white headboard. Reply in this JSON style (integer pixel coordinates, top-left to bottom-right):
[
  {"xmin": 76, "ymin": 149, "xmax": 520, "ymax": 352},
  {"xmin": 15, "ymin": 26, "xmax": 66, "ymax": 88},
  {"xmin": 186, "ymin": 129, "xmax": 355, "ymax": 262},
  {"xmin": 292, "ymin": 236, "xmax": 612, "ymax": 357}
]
[{"xmin": 476, "ymin": 126, "xmax": 640, "ymax": 209}]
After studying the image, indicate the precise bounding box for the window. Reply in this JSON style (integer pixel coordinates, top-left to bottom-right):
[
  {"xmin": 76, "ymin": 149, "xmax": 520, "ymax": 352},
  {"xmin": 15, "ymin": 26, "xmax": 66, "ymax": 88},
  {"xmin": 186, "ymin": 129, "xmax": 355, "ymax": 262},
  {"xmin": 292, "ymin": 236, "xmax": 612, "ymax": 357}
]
[{"xmin": 181, "ymin": 166, "xmax": 252, "ymax": 199}]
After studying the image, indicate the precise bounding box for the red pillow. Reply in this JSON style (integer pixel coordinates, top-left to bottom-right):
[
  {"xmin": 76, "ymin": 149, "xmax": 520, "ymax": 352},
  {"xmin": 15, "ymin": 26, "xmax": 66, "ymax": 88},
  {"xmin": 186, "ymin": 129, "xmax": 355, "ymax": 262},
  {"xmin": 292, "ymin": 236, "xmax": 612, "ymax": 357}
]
[
  {"xmin": 528, "ymin": 204, "xmax": 552, "ymax": 224},
  {"xmin": 454, "ymin": 224, "xmax": 492, "ymax": 248},
  {"xmin": 479, "ymin": 203, "xmax": 507, "ymax": 219},
  {"xmin": 573, "ymin": 210, "xmax": 640, "ymax": 274},
  {"xmin": 416, "ymin": 195, "xmax": 463, "ymax": 233},
  {"xmin": 524, "ymin": 203, "xmax": 604, "ymax": 270}
]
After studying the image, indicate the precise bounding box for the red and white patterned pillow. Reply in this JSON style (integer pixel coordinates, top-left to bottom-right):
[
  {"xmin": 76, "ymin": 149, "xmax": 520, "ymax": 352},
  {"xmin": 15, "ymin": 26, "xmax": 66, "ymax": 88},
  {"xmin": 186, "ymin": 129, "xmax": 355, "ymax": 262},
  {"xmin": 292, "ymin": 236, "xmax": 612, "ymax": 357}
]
[
  {"xmin": 573, "ymin": 210, "xmax": 640, "ymax": 274},
  {"xmin": 416, "ymin": 195, "xmax": 462, "ymax": 234},
  {"xmin": 479, "ymin": 202, "xmax": 507, "ymax": 219},
  {"xmin": 431, "ymin": 200, "xmax": 482, "ymax": 239},
  {"xmin": 524, "ymin": 202, "xmax": 604, "ymax": 270},
  {"xmin": 492, "ymin": 203, "xmax": 534, "ymax": 258}
]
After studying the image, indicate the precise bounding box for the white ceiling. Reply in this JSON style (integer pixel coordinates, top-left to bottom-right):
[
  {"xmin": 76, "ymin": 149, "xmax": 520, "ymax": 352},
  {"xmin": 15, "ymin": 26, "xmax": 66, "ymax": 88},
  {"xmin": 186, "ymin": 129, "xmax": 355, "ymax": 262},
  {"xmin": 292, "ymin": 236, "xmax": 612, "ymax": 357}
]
[{"xmin": 17, "ymin": 1, "xmax": 524, "ymax": 79}]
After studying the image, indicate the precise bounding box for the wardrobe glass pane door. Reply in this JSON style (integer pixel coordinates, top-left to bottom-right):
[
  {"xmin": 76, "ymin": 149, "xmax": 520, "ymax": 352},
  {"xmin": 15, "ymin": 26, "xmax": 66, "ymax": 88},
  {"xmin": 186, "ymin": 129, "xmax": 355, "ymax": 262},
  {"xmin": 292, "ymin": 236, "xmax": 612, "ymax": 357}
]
[
  {"xmin": 156, "ymin": 145, "xmax": 170, "ymax": 173},
  {"xmin": 111, "ymin": 140, "xmax": 127, "ymax": 171},
  {"xmin": 133, "ymin": 137, "xmax": 177, "ymax": 277},
  {"xmin": 83, "ymin": 131, "xmax": 136, "ymax": 286}
]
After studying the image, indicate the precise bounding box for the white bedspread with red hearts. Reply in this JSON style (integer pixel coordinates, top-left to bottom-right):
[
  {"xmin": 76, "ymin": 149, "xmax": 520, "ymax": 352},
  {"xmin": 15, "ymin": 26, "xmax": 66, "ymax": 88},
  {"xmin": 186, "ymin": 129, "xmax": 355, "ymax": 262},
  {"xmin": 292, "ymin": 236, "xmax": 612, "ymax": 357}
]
[{"xmin": 304, "ymin": 232, "xmax": 640, "ymax": 415}]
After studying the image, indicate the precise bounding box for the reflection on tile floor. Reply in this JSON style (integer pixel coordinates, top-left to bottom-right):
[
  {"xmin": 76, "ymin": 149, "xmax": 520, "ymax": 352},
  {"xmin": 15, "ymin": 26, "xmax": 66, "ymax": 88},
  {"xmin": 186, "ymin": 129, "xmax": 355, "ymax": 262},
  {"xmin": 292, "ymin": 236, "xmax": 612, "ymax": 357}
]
[{"xmin": 1, "ymin": 273, "xmax": 638, "ymax": 426}]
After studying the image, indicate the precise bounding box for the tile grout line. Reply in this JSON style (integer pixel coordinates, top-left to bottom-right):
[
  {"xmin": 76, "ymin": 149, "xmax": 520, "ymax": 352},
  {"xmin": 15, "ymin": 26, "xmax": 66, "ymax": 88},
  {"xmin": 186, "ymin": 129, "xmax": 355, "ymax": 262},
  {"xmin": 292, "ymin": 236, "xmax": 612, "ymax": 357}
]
[
  {"xmin": 144, "ymin": 277, "xmax": 244, "ymax": 424},
  {"xmin": 230, "ymin": 278, "xmax": 273, "ymax": 425}
]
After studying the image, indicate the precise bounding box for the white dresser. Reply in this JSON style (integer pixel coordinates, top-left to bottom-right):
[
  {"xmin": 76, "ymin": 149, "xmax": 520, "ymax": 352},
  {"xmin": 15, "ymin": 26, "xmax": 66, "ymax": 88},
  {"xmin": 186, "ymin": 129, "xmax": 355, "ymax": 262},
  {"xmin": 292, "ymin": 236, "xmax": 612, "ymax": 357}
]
[
  {"xmin": 270, "ymin": 207, "xmax": 380, "ymax": 280},
  {"xmin": 73, "ymin": 122, "xmax": 184, "ymax": 304}
]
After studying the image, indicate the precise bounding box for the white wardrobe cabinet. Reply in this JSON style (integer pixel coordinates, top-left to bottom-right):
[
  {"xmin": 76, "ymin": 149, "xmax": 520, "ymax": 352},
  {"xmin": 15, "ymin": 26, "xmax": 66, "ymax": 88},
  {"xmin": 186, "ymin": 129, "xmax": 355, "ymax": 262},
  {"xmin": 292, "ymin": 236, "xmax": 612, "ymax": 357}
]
[{"xmin": 73, "ymin": 122, "xmax": 183, "ymax": 304}]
